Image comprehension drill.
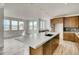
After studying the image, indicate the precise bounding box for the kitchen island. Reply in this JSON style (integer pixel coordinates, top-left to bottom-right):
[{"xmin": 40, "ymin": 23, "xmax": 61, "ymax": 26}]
[
  {"xmin": 26, "ymin": 32, "xmax": 59, "ymax": 55},
  {"xmin": 23, "ymin": 32, "xmax": 59, "ymax": 55}
]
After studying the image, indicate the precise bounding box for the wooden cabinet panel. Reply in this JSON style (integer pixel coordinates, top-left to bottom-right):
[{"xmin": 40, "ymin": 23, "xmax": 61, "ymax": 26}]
[
  {"xmin": 64, "ymin": 17, "xmax": 71, "ymax": 27},
  {"xmin": 64, "ymin": 33, "xmax": 75, "ymax": 42},
  {"xmin": 75, "ymin": 35, "xmax": 79, "ymax": 43},
  {"xmin": 30, "ymin": 46, "xmax": 43, "ymax": 55},
  {"xmin": 50, "ymin": 17, "xmax": 64, "ymax": 32},
  {"xmin": 43, "ymin": 40, "xmax": 51, "ymax": 55},
  {"xmin": 64, "ymin": 16, "xmax": 79, "ymax": 27},
  {"xmin": 50, "ymin": 39, "xmax": 59, "ymax": 54},
  {"xmin": 43, "ymin": 35, "xmax": 59, "ymax": 55},
  {"xmin": 64, "ymin": 32, "xmax": 79, "ymax": 43},
  {"xmin": 78, "ymin": 17, "xmax": 79, "ymax": 28},
  {"xmin": 70, "ymin": 16, "xmax": 79, "ymax": 27},
  {"xmin": 51, "ymin": 18, "xmax": 63, "ymax": 24}
]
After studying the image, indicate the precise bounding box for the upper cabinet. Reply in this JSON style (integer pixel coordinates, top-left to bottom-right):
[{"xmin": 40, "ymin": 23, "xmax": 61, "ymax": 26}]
[
  {"xmin": 50, "ymin": 17, "xmax": 64, "ymax": 32},
  {"xmin": 64, "ymin": 16, "xmax": 79, "ymax": 27},
  {"xmin": 51, "ymin": 17, "xmax": 64, "ymax": 25}
]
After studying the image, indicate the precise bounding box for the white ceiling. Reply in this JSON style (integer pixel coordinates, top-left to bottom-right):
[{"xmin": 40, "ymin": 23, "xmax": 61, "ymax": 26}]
[{"xmin": 4, "ymin": 3, "xmax": 79, "ymax": 20}]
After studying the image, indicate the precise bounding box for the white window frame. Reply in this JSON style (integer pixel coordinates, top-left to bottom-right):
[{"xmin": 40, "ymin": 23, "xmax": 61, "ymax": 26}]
[
  {"xmin": 11, "ymin": 20, "xmax": 18, "ymax": 30},
  {"xmin": 19, "ymin": 21, "xmax": 24, "ymax": 30},
  {"xmin": 4, "ymin": 18, "xmax": 24, "ymax": 31},
  {"xmin": 4, "ymin": 19, "xmax": 10, "ymax": 31}
]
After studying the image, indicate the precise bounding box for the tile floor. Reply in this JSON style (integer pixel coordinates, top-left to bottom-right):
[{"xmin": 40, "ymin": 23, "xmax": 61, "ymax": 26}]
[{"xmin": 3, "ymin": 38, "xmax": 25, "ymax": 55}]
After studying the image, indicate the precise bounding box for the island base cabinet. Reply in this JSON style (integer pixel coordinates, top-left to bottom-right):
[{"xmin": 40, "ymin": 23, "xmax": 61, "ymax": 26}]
[
  {"xmin": 43, "ymin": 39, "xmax": 59, "ymax": 55},
  {"xmin": 51, "ymin": 42, "xmax": 58, "ymax": 54},
  {"xmin": 30, "ymin": 35, "xmax": 59, "ymax": 55},
  {"xmin": 43, "ymin": 40, "xmax": 51, "ymax": 55},
  {"xmin": 30, "ymin": 46, "xmax": 43, "ymax": 55}
]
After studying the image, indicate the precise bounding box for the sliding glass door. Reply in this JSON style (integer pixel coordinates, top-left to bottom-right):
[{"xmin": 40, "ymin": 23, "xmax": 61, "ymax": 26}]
[{"xmin": 28, "ymin": 20, "xmax": 38, "ymax": 33}]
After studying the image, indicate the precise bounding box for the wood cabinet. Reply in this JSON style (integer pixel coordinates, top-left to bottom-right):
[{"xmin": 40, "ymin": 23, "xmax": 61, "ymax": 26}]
[
  {"xmin": 50, "ymin": 38, "xmax": 59, "ymax": 54},
  {"xmin": 51, "ymin": 17, "xmax": 63, "ymax": 25},
  {"xmin": 51, "ymin": 16, "xmax": 79, "ymax": 28},
  {"xmin": 64, "ymin": 32, "xmax": 79, "ymax": 43},
  {"xmin": 30, "ymin": 35, "xmax": 59, "ymax": 55},
  {"xmin": 43, "ymin": 35, "xmax": 59, "ymax": 55},
  {"xmin": 43, "ymin": 39, "xmax": 51, "ymax": 55},
  {"xmin": 64, "ymin": 16, "xmax": 79, "ymax": 27},
  {"xmin": 30, "ymin": 46, "xmax": 43, "ymax": 55},
  {"xmin": 50, "ymin": 17, "xmax": 64, "ymax": 32},
  {"xmin": 64, "ymin": 17, "xmax": 70, "ymax": 27},
  {"xmin": 64, "ymin": 32, "xmax": 75, "ymax": 42},
  {"xmin": 75, "ymin": 35, "xmax": 79, "ymax": 43}
]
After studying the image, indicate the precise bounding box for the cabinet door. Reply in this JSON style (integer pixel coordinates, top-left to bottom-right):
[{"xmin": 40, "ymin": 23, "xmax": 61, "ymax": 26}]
[
  {"xmin": 70, "ymin": 16, "xmax": 79, "ymax": 27},
  {"xmin": 43, "ymin": 40, "xmax": 51, "ymax": 55},
  {"xmin": 50, "ymin": 38, "xmax": 59, "ymax": 54},
  {"xmin": 64, "ymin": 33, "xmax": 75, "ymax": 42},
  {"xmin": 75, "ymin": 35, "xmax": 79, "ymax": 43},
  {"xmin": 64, "ymin": 16, "xmax": 79, "ymax": 27},
  {"xmin": 51, "ymin": 19, "xmax": 56, "ymax": 24},
  {"xmin": 64, "ymin": 17, "xmax": 71, "ymax": 27},
  {"xmin": 43, "ymin": 35, "xmax": 59, "ymax": 55},
  {"xmin": 30, "ymin": 46, "xmax": 43, "ymax": 55},
  {"xmin": 51, "ymin": 18, "xmax": 63, "ymax": 24}
]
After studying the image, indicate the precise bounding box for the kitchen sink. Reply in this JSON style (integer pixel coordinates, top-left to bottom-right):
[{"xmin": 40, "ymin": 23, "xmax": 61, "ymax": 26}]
[{"xmin": 45, "ymin": 34, "xmax": 53, "ymax": 36}]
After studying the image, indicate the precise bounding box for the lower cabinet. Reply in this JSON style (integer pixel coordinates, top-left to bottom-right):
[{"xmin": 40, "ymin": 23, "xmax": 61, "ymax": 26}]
[
  {"xmin": 64, "ymin": 32, "xmax": 75, "ymax": 42},
  {"xmin": 64, "ymin": 32, "xmax": 79, "ymax": 43},
  {"xmin": 75, "ymin": 35, "xmax": 79, "ymax": 43},
  {"xmin": 30, "ymin": 46, "xmax": 43, "ymax": 55},
  {"xmin": 30, "ymin": 35, "xmax": 59, "ymax": 55},
  {"xmin": 43, "ymin": 37, "xmax": 59, "ymax": 55}
]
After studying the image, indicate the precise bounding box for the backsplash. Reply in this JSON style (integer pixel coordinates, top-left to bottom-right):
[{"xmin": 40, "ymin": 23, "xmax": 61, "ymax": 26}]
[{"xmin": 64, "ymin": 27, "xmax": 79, "ymax": 32}]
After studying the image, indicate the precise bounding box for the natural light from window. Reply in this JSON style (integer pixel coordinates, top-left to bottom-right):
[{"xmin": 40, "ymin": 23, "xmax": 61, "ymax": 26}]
[
  {"xmin": 12, "ymin": 20, "xmax": 18, "ymax": 30},
  {"xmin": 19, "ymin": 21, "xmax": 24, "ymax": 30},
  {"xmin": 4, "ymin": 19, "xmax": 10, "ymax": 31}
]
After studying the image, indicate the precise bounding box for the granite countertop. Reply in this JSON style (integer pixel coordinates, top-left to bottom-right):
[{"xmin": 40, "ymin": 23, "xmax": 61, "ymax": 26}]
[
  {"xmin": 30, "ymin": 32, "xmax": 59, "ymax": 49},
  {"xmin": 22, "ymin": 32, "xmax": 59, "ymax": 55},
  {"xmin": 24, "ymin": 32, "xmax": 59, "ymax": 49}
]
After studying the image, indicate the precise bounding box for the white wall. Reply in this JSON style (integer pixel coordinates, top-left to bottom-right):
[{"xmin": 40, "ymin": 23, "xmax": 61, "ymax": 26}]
[{"xmin": 0, "ymin": 8, "xmax": 4, "ymax": 54}]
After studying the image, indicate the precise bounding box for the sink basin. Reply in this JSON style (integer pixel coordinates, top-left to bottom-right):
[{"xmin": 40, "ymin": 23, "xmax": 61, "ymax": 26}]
[{"xmin": 45, "ymin": 34, "xmax": 53, "ymax": 36}]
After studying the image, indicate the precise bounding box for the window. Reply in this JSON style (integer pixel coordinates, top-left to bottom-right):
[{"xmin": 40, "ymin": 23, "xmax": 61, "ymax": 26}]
[
  {"xmin": 12, "ymin": 21, "xmax": 18, "ymax": 30},
  {"xmin": 34, "ymin": 21, "xmax": 37, "ymax": 30},
  {"xmin": 28, "ymin": 21, "xmax": 38, "ymax": 33},
  {"xmin": 4, "ymin": 19, "xmax": 10, "ymax": 31},
  {"xmin": 19, "ymin": 21, "xmax": 24, "ymax": 30},
  {"xmin": 29, "ymin": 21, "xmax": 33, "ymax": 30},
  {"xmin": 40, "ymin": 20, "xmax": 46, "ymax": 30},
  {"xmin": 4, "ymin": 18, "xmax": 24, "ymax": 31}
]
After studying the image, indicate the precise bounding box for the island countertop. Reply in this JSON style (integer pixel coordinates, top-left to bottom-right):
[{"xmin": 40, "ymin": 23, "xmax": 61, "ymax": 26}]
[{"xmin": 24, "ymin": 32, "xmax": 59, "ymax": 49}]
